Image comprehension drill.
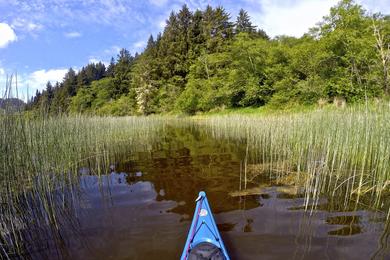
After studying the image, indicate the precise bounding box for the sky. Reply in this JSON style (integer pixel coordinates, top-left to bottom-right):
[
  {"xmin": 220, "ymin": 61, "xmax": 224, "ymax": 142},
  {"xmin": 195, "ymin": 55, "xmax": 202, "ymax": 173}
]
[{"xmin": 0, "ymin": 0, "xmax": 390, "ymax": 101}]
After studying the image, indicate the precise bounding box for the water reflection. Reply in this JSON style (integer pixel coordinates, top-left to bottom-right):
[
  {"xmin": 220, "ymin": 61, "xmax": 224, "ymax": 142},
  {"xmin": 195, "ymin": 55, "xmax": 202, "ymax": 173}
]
[{"xmin": 66, "ymin": 126, "xmax": 390, "ymax": 259}]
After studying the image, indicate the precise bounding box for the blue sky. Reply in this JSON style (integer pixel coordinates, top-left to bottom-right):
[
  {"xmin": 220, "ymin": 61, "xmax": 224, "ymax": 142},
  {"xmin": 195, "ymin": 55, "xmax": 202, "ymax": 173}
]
[{"xmin": 0, "ymin": 0, "xmax": 389, "ymax": 101}]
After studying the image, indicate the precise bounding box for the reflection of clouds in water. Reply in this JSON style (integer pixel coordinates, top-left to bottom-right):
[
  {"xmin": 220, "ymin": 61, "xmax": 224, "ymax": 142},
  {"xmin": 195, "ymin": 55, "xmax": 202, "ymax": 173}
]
[
  {"xmin": 78, "ymin": 171, "xmax": 156, "ymax": 210},
  {"xmin": 79, "ymin": 171, "xmax": 127, "ymax": 189},
  {"xmin": 159, "ymin": 189, "xmax": 165, "ymax": 197},
  {"xmin": 80, "ymin": 171, "xmax": 144, "ymax": 189}
]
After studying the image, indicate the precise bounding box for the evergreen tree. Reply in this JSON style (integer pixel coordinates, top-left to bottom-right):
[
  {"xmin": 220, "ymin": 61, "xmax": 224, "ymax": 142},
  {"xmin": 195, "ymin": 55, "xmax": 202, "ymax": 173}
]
[
  {"xmin": 146, "ymin": 35, "xmax": 155, "ymax": 51},
  {"xmin": 188, "ymin": 9, "xmax": 205, "ymax": 59},
  {"xmin": 203, "ymin": 6, "xmax": 233, "ymax": 52},
  {"xmin": 255, "ymin": 28, "xmax": 270, "ymax": 40},
  {"xmin": 235, "ymin": 9, "xmax": 256, "ymax": 34},
  {"xmin": 106, "ymin": 57, "xmax": 115, "ymax": 77},
  {"xmin": 26, "ymin": 1, "xmax": 390, "ymax": 115},
  {"xmin": 113, "ymin": 48, "xmax": 135, "ymax": 97},
  {"xmin": 40, "ymin": 81, "xmax": 54, "ymax": 111},
  {"xmin": 63, "ymin": 68, "xmax": 77, "ymax": 96},
  {"xmin": 177, "ymin": 4, "xmax": 192, "ymax": 55}
]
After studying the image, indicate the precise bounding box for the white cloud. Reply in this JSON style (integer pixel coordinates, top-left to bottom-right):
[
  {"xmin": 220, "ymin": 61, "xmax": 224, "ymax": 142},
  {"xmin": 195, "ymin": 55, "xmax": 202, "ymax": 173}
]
[
  {"xmin": 11, "ymin": 18, "xmax": 43, "ymax": 32},
  {"xmin": 0, "ymin": 23, "xmax": 17, "ymax": 48},
  {"xmin": 88, "ymin": 57, "xmax": 109, "ymax": 66},
  {"xmin": 25, "ymin": 68, "xmax": 68, "ymax": 92},
  {"xmin": 158, "ymin": 19, "xmax": 166, "ymax": 29},
  {"xmin": 0, "ymin": 68, "xmax": 70, "ymax": 101},
  {"xmin": 148, "ymin": 0, "xmax": 169, "ymax": 7},
  {"xmin": 64, "ymin": 31, "xmax": 82, "ymax": 38},
  {"xmin": 104, "ymin": 45, "xmax": 121, "ymax": 55},
  {"xmin": 251, "ymin": 0, "xmax": 390, "ymax": 38},
  {"xmin": 359, "ymin": 0, "xmax": 390, "ymax": 14},
  {"xmin": 88, "ymin": 58, "xmax": 101, "ymax": 64},
  {"xmin": 254, "ymin": 0, "xmax": 338, "ymax": 37},
  {"xmin": 133, "ymin": 40, "xmax": 146, "ymax": 49},
  {"xmin": 252, "ymin": 0, "xmax": 338, "ymax": 37}
]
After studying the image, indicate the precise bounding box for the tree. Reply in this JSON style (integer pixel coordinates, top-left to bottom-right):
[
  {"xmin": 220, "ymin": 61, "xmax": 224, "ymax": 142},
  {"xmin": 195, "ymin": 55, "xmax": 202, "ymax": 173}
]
[
  {"xmin": 202, "ymin": 6, "xmax": 233, "ymax": 52},
  {"xmin": 105, "ymin": 57, "xmax": 115, "ymax": 77},
  {"xmin": 235, "ymin": 9, "xmax": 256, "ymax": 34},
  {"xmin": 112, "ymin": 48, "xmax": 135, "ymax": 97},
  {"xmin": 372, "ymin": 14, "xmax": 390, "ymax": 94},
  {"xmin": 132, "ymin": 57, "xmax": 158, "ymax": 115},
  {"xmin": 313, "ymin": 0, "xmax": 379, "ymax": 101},
  {"xmin": 40, "ymin": 81, "xmax": 54, "ymax": 112},
  {"xmin": 188, "ymin": 9, "xmax": 205, "ymax": 60},
  {"xmin": 62, "ymin": 68, "xmax": 77, "ymax": 97},
  {"xmin": 27, "ymin": 1, "xmax": 389, "ymax": 116}
]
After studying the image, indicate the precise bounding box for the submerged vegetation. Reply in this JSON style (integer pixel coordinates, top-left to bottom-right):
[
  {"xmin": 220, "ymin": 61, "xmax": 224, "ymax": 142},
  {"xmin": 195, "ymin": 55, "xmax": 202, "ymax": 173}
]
[{"xmin": 25, "ymin": 0, "xmax": 390, "ymax": 116}]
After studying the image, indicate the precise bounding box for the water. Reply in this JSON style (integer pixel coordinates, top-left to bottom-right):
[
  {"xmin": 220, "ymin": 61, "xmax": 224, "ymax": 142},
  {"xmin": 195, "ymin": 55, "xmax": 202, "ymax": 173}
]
[{"xmin": 56, "ymin": 127, "xmax": 389, "ymax": 259}]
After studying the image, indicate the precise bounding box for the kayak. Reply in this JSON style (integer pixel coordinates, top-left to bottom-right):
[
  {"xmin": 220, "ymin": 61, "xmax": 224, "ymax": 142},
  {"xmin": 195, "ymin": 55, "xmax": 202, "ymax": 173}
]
[{"xmin": 181, "ymin": 191, "xmax": 230, "ymax": 260}]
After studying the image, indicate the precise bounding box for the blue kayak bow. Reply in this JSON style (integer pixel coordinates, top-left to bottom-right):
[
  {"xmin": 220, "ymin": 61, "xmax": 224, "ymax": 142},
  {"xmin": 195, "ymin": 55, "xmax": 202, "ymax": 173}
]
[{"xmin": 181, "ymin": 191, "xmax": 230, "ymax": 260}]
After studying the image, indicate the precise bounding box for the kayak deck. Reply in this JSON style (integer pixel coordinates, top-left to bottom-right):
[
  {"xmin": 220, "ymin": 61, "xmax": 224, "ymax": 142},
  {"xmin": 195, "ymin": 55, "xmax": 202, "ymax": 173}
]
[{"xmin": 181, "ymin": 191, "xmax": 230, "ymax": 260}]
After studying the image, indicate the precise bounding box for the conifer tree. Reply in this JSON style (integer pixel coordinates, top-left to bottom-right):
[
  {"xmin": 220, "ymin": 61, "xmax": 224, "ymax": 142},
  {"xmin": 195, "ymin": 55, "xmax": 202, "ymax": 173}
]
[
  {"xmin": 106, "ymin": 57, "xmax": 115, "ymax": 77},
  {"xmin": 235, "ymin": 9, "xmax": 256, "ymax": 34}
]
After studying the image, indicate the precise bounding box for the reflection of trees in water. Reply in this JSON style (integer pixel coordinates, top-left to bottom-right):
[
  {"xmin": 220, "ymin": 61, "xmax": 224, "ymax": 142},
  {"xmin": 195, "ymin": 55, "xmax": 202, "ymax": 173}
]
[
  {"xmin": 5, "ymin": 124, "xmax": 386, "ymax": 258},
  {"xmin": 372, "ymin": 216, "xmax": 390, "ymax": 259},
  {"xmin": 290, "ymin": 198, "xmax": 390, "ymax": 259},
  {"xmin": 116, "ymin": 126, "xmax": 261, "ymax": 216}
]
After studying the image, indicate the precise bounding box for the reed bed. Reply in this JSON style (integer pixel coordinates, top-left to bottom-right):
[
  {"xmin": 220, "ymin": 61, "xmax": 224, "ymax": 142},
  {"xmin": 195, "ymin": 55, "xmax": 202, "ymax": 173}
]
[
  {"xmin": 196, "ymin": 103, "xmax": 390, "ymax": 212},
  {"xmin": 1, "ymin": 102, "xmax": 390, "ymax": 257},
  {"xmin": 0, "ymin": 114, "xmax": 166, "ymax": 258}
]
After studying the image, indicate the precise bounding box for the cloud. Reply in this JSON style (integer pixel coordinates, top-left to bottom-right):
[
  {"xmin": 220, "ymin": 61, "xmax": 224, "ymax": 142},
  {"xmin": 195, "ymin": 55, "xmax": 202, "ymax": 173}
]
[
  {"xmin": 25, "ymin": 68, "xmax": 68, "ymax": 92},
  {"xmin": 2, "ymin": 0, "xmax": 145, "ymax": 30},
  {"xmin": 0, "ymin": 68, "xmax": 69, "ymax": 100},
  {"xmin": 64, "ymin": 31, "xmax": 82, "ymax": 38},
  {"xmin": 158, "ymin": 19, "xmax": 166, "ymax": 29},
  {"xmin": 0, "ymin": 23, "xmax": 17, "ymax": 48},
  {"xmin": 88, "ymin": 58, "xmax": 101, "ymax": 64},
  {"xmin": 253, "ymin": 0, "xmax": 338, "ymax": 37},
  {"xmin": 11, "ymin": 18, "xmax": 43, "ymax": 32},
  {"xmin": 104, "ymin": 45, "xmax": 121, "ymax": 56},
  {"xmin": 133, "ymin": 40, "xmax": 146, "ymax": 49},
  {"xmin": 148, "ymin": 0, "xmax": 169, "ymax": 7},
  {"xmin": 88, "ymin": 57, "xmax": 109, "ymax": 66},
  {"xmin": 359, "ymin": 0, "xmax": 390, "ymax": 14}
]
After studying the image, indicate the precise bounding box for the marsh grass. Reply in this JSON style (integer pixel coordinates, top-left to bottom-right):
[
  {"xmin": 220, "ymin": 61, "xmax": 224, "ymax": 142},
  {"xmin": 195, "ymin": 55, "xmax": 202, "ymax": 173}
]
[
  {"xmin": 0, "ymin": 114, "xmax": 166, "ymax": 258},
  {"xmin": 197, "ymin": 102, "xmax": 390, "ymax": 213}
]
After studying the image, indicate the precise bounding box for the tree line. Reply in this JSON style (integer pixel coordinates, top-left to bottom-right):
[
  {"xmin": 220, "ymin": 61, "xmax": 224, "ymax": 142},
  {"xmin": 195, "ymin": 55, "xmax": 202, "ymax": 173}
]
[{"xmin": 27, "ymin": 0, "xmax": 390, "ymax": 115}]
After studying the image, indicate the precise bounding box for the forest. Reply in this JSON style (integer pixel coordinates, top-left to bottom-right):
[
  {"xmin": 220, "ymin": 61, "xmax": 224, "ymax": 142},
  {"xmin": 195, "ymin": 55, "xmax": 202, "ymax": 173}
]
[{"xmin": 26, "ymin": 0, "xmax": 390, "ymax": 115}]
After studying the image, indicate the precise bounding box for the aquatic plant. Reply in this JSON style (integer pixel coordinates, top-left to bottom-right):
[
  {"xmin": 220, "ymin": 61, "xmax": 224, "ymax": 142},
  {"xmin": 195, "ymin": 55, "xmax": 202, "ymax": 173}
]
[
  {"xmin": 0, "ymin": 114, "xmax": 166, "ymax": 257},
  {"xmin": 197, "ymin": 102, "xmax": 390, "ymax": 212}
]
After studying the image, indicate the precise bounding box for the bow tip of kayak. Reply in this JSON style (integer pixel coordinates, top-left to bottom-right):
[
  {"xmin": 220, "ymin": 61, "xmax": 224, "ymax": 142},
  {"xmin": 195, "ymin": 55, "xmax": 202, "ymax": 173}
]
[{"xmin": 199, "ymin": 191, "xmax": 206, "ymax": 197}]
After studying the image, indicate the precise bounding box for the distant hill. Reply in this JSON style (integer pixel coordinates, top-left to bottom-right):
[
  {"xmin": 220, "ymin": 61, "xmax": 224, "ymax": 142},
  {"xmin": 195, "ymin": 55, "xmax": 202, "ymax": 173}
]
[{"xmin": 0, "ymin": 98, "xmax": 25, "ymax": 112}]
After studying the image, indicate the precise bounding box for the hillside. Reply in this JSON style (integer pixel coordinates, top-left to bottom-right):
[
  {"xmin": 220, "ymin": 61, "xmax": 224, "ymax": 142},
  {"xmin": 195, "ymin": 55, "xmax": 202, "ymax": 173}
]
[
  {"xmin": 26, "ymin": 0, "xmax": 390, "ymax": 116},
  {"xmin": 0, "ymin": 98, "xmax": 25, "ymax": 113}
]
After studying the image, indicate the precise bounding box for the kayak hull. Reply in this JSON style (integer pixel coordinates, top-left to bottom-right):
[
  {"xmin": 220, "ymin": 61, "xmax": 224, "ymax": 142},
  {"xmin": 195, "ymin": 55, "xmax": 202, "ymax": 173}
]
[{"xmin": 181, "ymin": 191, "xmax": 230, "ymax": 260}]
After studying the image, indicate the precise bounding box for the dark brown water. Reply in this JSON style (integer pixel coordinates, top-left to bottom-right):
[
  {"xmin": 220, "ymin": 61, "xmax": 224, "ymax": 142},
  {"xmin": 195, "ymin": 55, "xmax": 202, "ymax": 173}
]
[{"xmin": 62, "ymin": 127, "xmax": 389, "ymax": 259}]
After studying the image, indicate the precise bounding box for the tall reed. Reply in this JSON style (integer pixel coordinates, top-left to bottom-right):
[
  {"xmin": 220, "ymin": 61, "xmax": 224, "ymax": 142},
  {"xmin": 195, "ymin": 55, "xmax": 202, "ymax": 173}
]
[
  {"xmin": 0, "ymin": 114, "xmax": 166, "ymax": 257},
  {"xmin": 196, "ymin": 102, "xmax": 390, "ymax": 212}
]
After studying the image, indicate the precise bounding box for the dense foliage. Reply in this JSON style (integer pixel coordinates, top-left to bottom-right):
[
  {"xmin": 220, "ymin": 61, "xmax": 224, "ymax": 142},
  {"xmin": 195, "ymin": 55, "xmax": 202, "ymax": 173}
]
[{"xmin": 27, "ymin": 0, "xmax": 390, "ymax": 115}]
